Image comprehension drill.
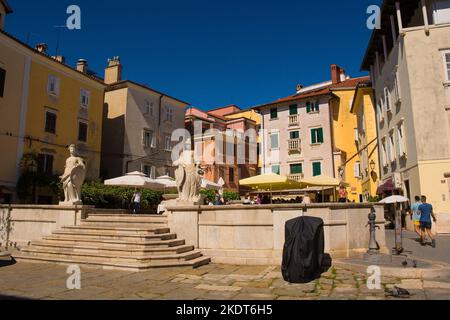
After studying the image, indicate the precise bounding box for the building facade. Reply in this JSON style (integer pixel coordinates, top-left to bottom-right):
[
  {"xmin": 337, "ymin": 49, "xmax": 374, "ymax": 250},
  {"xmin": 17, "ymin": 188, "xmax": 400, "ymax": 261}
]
[
  {"xmin": 101, "ymin": 58, "xmax": 189, "ymax": 180},
  {"xmin": 185, "ymin": 105, "xmax": 259, "ymax": 192},
  {"xmin": 350, "ymin": 81, "xmax": 380, "ymax": 201},
  {"xmin": 361, "ymin": 0, "xmax": 450, "ymax": 232},
  {"xmin": 0, "ymin": 5, "xmax": 105, "ymax": 204}
]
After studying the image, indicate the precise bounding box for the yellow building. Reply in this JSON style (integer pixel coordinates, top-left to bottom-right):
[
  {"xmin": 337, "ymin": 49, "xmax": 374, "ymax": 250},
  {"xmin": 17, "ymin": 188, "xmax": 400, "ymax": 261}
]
[
  {"xmin": 330, "ymin": 65, "xmax": 378, "ymax": 202},
  {"xmin": 0, "ymin": 8, "xmax": 105, "ymax": 203},
  {"xmin": 350, "ymin": 81, "xmax": 380, "ymax": 200}
]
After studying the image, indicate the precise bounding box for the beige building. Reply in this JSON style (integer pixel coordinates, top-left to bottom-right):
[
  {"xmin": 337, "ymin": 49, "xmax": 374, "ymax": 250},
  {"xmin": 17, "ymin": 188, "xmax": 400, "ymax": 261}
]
[
  {"xmin": 101, "ymin": 58, "xmax": 190, "ymax": 179},
  {"xmin": 361, "ymin": 0, "xmax": 450, "ymax": 233}
]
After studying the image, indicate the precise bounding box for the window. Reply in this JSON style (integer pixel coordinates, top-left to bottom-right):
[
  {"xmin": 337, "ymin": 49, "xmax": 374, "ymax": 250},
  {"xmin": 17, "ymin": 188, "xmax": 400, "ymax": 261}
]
[
  {"xmin": 45, "ymin": 111, "xmax": 57, "ymax": 134},
  {"xmin": 0, "ymin": 67, "xmax": 6, "ymax": 98},
  {"xmin": 272, "ymin": 165, "xmax": 281, "ymax": 175},
  {"xmin": 165, "ymin": 135, "xmax": 172, "ymax": 151},
  {"xmin": 144, "ymin": 100, "xmax": 153, "ymax": 115},
  {"xmin": 37, "ymin": 154, "xmax": 54, "ymax": 174},
  {"xmin": 312, "ymin": 162, "xmax": 322, "ymax": 177},
  {"xmin": 289, "ymin": 104, "xmax": 298, "ymax": 115},
  {"xmin": 378, "ymin": 99, "xmax": 384, "ymax": 122},
  {"xmin": 389, "ymin": 132, "xmax": 396, "ymax": 162},
  {"xmin": 270, "ymin": 132, "xmax": 279, "ymax": 149},
  {"xmin": 289, "ymin": 131, "xmax": 300, "ymax": 140},
  {"xmin": 384, "ymin": 87, "xmax": 391, "ymax": 112},
  {"xmin": 78, "ymin": 122, "xmax": 88, "ymax": 142},
  {"xmin": 143, "ymin": 165, "xmax": 156, "ymax": 179},
  {"xmin": 47, "ymin": 75, "xmax": 60, "ymax": 96},
  {"xmin": 354, "ymin": 162, "xmax": 361, "ymax": 178},
  {"xmin": 442, "ymin": 50, "xmax": 450, "ymax": 82},
  {"xmin": 306, "ymin": 101, "xmax": 320, "ymax": 113},
  {"xmin": 397, "ymin": 123, "xmax": 407, "ymax": 157},
  {"xmin": 290, "ymin": 163, "xmax": 303, "ymax": 174},
  {"xmin": 166, "ymin": 107, "xmax": 173, "ymax": 122},
  {"xmin": 433, "ymin": 0, "xmax": 450, "ymax": 24},
  {"xmin": 80, "ymin": 89, "xmax": 90, "ymax": 107},
  {"xmin": 311, "ymin": 128, "xmax": 324, "ymax": 144},
  {"xmin": 229, "ymin": 168, "xmax": 235, "ymax": 183},
  {"xmin": 270, "ymin": 108, "xmax": 278, "ymax": 119},
  {"xmin": 143, "ymin": 130, "xmax": 155, "ymax": 148}
]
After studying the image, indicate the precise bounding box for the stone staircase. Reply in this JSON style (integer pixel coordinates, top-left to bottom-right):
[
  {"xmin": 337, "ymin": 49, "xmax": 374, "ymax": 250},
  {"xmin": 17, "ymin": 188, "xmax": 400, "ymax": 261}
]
[{"xmin": 13, "ymin": 213, "xmax": 210, "ymax": 271}]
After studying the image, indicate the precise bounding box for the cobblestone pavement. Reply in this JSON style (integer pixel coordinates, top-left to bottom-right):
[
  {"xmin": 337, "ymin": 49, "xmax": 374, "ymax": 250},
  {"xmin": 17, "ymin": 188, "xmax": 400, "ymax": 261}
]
[{"xmin": 1, "ymin": 262, "xmax": 449, "ymax": 300}]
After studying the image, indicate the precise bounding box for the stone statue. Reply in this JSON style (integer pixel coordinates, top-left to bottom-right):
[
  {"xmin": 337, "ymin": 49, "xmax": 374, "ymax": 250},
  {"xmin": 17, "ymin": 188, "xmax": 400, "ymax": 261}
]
[
  {"xmin": 174, "ymin": 150, "xmax": 201, "ymax": 203},
  {"xmin": 59, "ymin": 144, "xmax": 86, "ymax": 206}
]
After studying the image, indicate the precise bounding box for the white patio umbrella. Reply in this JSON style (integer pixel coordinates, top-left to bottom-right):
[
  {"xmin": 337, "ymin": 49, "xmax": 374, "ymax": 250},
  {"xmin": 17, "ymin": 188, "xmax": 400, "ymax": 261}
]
[
  {"xmin": 155, "ymin": 175, "xmax": 178, "ymax": 192},
  {"xmin": 378, "ymin": 195, "xmax": 409, "ymax": 204},
  {"xmin": 104, "ymin": 171, "xmax": 164, "ymax": 189}
]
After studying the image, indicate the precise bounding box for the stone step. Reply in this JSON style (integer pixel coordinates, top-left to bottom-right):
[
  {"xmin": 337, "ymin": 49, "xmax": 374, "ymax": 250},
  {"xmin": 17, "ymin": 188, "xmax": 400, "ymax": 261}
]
[
  {"xmin": 85, "ymin": 215, "xmax": 168, "ymax": 223},
  {"xmin": 41, "ymin": 236, "xmax": 186, "ymax": 248},
  {"xmin": 80, "ymin": 221, "xmax": 168, "ymax": 228},
  {"xmin": 30, "ymin": 242, "xmax": 195, "ymax": 256},
  {"xmin": 62, "ymin": 225, "xmax": 170, "ymax": 235},
  {"xmin": 18, "ymin": 247, "xmax": 203, "ymax": 264},
  {"xmin": 51, "ymin": 230, "xmax": 177, "ymax": 241},
  {"xmin": 13, "ymin": 253, "xmax": 211, "ymax": 271}
]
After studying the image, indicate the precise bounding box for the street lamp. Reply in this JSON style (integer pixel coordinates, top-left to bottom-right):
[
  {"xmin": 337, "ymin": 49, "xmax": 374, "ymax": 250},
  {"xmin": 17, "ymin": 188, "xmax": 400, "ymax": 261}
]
[{"xmin": 370, "ymin": 160, "xmax": 376, "ymax": 172}]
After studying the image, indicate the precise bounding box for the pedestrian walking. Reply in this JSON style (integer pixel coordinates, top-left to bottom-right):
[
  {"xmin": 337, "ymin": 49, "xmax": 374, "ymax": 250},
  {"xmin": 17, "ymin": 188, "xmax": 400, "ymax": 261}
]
[
  {"xmin": 131, "ymin": 189, "xmax": 142, "ymax": 214},
  {"xmin": 418, "ymin": 195, "xmax": 437, "ymax": 248},
  {"xmin": 410, "ymin": 196, "xmax": 422, "ymax": 238}
]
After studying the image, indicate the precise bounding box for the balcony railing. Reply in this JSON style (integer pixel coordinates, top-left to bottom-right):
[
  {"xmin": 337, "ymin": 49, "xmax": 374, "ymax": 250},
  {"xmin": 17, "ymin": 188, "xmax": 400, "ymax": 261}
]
[
  {"xmin": 288, "ymin": 139, "xmax": 301, "ymax": 153},
  {"xmin": 289, "ymin": 173, "xmax": 304, "ymax": 181},
  {"xmin": 289, "ymin": 115, "xmax": 300, "ymax": 126}
]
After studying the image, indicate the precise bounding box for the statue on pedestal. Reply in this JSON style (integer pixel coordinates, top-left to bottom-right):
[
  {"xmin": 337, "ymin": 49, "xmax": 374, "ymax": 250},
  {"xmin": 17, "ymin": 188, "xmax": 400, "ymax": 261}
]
[
  {"xmin": 174, "ymin": 149, "xmax": 201, "ymax": 203},
  {"xmin": 59, "ymin": 144, "xmax": 86, "ymax": 206}
]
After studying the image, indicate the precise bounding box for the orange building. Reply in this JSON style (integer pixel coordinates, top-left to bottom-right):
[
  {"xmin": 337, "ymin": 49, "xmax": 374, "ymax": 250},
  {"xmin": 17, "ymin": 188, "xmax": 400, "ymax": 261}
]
[{"xmin": 185, "ymin": 105, "xmax": 259, "ymax": 193}]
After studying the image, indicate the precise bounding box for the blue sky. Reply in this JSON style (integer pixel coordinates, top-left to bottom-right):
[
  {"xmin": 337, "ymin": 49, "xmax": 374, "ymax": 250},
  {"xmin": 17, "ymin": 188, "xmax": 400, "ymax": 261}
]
[{"xmin": 5, "ymin": 0, "xmax": 380, "ymax": 109}]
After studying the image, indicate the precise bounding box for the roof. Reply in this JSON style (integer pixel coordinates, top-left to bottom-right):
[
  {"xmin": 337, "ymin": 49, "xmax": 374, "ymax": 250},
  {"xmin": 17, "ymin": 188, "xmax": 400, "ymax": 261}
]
[
  {"xmin": 106, "ymin": 80, "xmax": 190, "ymax": 106},
  {"xmin": 253, "ymin": 73, "xmax": 370, "ymax": 110},
  {"xmin": 360, "ymin": 0, "xmax": 422, "ymax": 71},
  {"xmin": 0, "ymin": 29, "xmax": 105, "ymax": 86},
  {"xmin": 0, "ymin": 0, "xmax": 12, "ymax": 13},
  {"xmin": 350, "ymin": 80, "xmax": 373, "ymax": 113}
]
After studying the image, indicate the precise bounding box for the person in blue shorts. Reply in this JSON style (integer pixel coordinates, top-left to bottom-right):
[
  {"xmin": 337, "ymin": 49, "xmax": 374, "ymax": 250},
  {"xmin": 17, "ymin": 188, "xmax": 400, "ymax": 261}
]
[{"xmin": 418, "ymin": 196, "xmax": 437, "ymax": 248}]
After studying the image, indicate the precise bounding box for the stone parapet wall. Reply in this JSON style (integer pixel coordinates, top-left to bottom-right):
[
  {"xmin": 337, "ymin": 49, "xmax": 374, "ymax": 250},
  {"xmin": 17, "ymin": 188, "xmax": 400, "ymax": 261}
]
[
  {"xmin": 0, "ymin": 205, "xmax": 93, "ymax": 247},
  {"xmin": 166, "ymin": 203, "xmax": 388, "ymax": 265}
]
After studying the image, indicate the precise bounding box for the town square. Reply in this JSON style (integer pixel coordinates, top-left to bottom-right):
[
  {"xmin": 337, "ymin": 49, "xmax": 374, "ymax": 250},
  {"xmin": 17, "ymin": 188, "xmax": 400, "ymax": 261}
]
[{"xmin": 1, "ymin": 0, "xmax": 450, "ymax": 305}]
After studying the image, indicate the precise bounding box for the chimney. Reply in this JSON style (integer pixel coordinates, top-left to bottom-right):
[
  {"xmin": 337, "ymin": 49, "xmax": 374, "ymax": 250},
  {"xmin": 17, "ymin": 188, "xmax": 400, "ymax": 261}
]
[
  {"xmin": 77, "ymin": 59, "xmax": 88, "ymax": 73},
  {"xmin": 104, "ymin": 56, "xmax": 122, "ymax": 84},
  {"xmin": 296, "ymin": 84, "xmax": 303, "ymax": 93},
  {"xmin": 35, "ymin": 43, "xmax": 48, "ymax": 54},
  {"xmin": 331, "ymin": 64, "xmax": 347, "ymax": 84},
  {"xmin": 52, "ymin": 55, "xmax": 66, "ymax": 64}
]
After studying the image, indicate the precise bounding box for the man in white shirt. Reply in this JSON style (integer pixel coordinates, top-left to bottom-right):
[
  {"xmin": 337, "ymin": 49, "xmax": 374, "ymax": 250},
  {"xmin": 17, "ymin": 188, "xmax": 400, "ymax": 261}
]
[{"xmin": 132, "ymin": 189, "xmax": 142, "ymax": 214}]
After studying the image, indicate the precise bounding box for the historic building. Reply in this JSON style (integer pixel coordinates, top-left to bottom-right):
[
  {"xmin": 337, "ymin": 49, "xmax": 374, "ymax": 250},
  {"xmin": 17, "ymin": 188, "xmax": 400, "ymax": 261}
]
[
  {"xmin": 101, "ymin": 58, "xmax": 189, "ymax": 180},
  {"xmin": 350, "ymin": 80, "xmax": 380, "ymax": 201},
  {"xmin": 0, "ymin": 3, "xmax": 105, "ymax": 204},
  {"xmin": 361, "ymin": 0, "xmax": 450, "ymax": 232},
  {"xmin": 185, "ymin": 105, "xmax": 259, "ymax": 192},
  {"xmin": 254, "ymin": 65, "xmax": 378, "ymax": 202}
]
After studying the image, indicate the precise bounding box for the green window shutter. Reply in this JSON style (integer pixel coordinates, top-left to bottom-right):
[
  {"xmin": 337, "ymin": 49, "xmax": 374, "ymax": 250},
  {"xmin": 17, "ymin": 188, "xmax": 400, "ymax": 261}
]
[
  {"xmin": 272, "ymin": 165, "xmax": 280, "ymax": 175},
  {"xmin": 318, "ymin": 128, "xmax": 324, "ymax": 143},
  {"xmin": 289, "ymin": 105, "xmax": 298, "ymax": 115},
  {"xmin": 311, "ymin": 129, "xmax": 317, "ymax": 144},
  {"xmin": 313, "ymin": 162, "xmax": 322, "ymax": 176},
  {"xmin": 306, "ymin": 102, "xmax": 311, "ymax": 113},
  {"xmin": 290, "ymin": 164, "xmax": 302, "ymax": 174},
  {"xmin": 315, "ymin": 101, "xmax": 320, "ymax": 112},
  {"xmin": 270, "ymin": 108, "xmax": 278, "ymax": 119}
]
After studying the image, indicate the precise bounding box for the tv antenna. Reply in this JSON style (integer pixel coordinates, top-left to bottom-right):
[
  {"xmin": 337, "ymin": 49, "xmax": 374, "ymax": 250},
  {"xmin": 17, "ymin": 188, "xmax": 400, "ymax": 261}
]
[{"xmin": 53, "ymin": 25, "xmax": 67, "ymax": 56}]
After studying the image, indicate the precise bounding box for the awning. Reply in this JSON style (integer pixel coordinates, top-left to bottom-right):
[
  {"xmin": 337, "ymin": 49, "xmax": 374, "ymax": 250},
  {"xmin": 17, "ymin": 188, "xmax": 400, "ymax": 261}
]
[
  {"xmin": 376, "ymin": 179, "xmax": 394, "ymax": 195},
  {"xmin": 239, "ymin": 173, "xmax": 305, "ymax": 191}
]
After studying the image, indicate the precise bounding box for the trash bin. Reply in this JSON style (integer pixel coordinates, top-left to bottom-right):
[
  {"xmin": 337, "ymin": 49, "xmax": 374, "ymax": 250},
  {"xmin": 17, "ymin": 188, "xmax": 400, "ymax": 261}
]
[{"xmin": 282, "ymin": 216, "xmax": 325, "ymax": 283}]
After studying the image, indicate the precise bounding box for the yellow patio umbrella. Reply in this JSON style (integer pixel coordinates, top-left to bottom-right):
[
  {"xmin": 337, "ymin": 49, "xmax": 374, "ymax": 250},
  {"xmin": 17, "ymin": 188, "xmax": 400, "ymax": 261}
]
[
  {"xmin": 301, "ymin": 175, "xmax": 349, "ymax": 187},
  {"xmin": 239, "ymin": 173, "xmax": 305, "ymax": 191}
]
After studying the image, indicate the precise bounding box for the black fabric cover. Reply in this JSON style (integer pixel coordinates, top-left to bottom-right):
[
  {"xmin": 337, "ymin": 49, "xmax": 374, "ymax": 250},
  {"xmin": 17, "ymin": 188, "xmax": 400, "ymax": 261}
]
[{"xmin": 282, "ymin": 216, "xmax": 325, "ymax": 283}]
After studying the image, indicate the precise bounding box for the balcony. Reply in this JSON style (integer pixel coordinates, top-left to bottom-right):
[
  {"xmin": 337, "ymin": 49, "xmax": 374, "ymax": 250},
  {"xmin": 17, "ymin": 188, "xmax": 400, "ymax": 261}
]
[
  {"xmin": 289, "ymin": 115, "xmax": 300, "ymax": 127},
  {"xmin": 289, "ymin": 173, "xmax": 304, "ymax": 181},
  {"xmin": 288, "ymin": 139, "xmax": 301, "ymax": 154}
]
